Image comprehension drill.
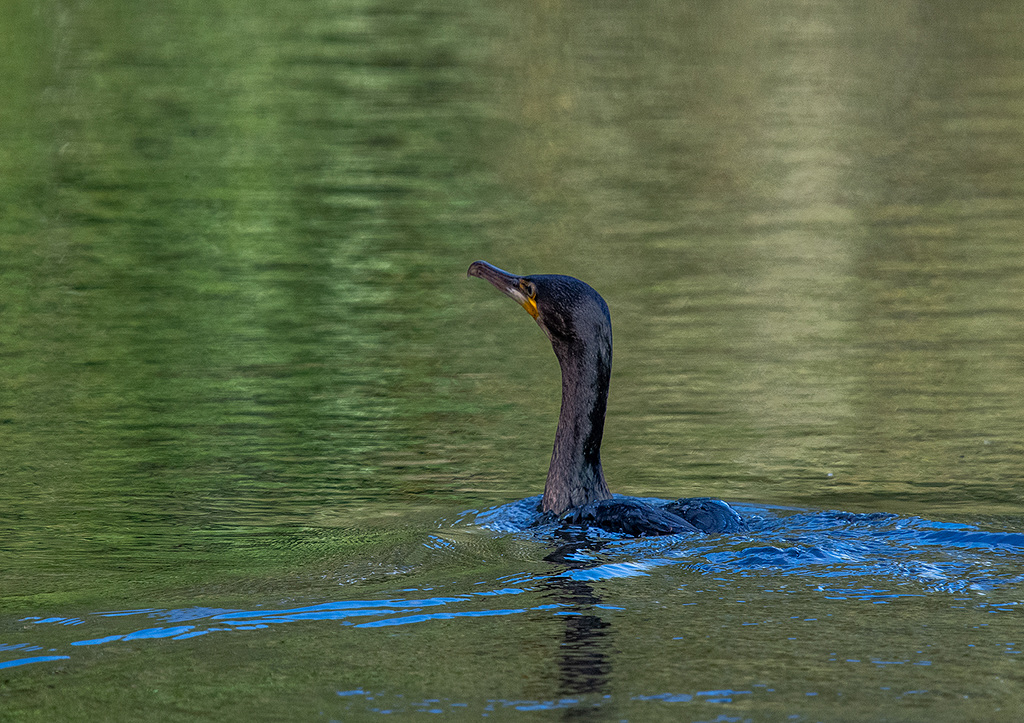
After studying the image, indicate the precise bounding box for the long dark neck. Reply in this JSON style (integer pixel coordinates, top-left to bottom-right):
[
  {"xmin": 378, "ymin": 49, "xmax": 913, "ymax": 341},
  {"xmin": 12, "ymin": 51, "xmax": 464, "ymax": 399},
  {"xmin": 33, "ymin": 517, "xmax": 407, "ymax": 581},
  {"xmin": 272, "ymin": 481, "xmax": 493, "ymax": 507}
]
[{"xmin": 542, "ymin": 333, "xmax": 613, "ymax": 515}]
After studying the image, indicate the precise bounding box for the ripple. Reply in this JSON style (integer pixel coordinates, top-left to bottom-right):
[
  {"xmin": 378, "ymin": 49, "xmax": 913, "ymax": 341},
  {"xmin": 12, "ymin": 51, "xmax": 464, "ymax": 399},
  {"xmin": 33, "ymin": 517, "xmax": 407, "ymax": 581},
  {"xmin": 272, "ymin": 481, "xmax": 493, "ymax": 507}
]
[{"xmin": 469, "ymin": 499, "xmax": 1024, "ymax": 593}]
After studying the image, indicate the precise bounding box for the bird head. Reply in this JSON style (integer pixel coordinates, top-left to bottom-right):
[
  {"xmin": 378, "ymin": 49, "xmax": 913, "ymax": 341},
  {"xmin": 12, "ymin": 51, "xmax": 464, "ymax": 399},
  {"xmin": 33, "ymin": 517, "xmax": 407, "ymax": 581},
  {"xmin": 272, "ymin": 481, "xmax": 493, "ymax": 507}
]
[{"xmin": 467, "ymin": 260, "xmax": 611, "ymax": 350}]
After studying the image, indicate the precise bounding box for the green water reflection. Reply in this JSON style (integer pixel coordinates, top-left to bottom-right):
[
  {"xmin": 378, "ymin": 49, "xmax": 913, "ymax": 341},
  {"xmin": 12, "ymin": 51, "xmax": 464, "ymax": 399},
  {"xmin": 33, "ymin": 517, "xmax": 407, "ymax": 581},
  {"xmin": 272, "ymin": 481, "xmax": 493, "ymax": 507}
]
[
  {"xmin": 1, "ymin": 0, "xmax": 1023, "ymax": 717},
  {"xmin": 3, "ymin": 0, "xmax": 1023, "ymax": 598}
]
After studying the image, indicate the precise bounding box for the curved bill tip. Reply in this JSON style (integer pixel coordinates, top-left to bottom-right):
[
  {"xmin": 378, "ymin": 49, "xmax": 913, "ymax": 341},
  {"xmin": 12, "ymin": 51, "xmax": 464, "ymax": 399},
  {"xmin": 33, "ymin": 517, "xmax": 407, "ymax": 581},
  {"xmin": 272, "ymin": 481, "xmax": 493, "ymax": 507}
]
[{"xmin": 467, "ymin": 260, "xmax": 519, "ymax": 287}]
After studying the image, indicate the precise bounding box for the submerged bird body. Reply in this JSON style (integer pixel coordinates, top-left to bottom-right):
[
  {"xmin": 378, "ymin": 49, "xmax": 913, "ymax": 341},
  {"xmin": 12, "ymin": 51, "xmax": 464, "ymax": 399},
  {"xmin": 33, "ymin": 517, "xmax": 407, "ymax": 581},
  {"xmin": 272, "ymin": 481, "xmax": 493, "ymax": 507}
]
[{"xmin": 468, "ymin": 260, "xmax": 745, "ymax": 536}]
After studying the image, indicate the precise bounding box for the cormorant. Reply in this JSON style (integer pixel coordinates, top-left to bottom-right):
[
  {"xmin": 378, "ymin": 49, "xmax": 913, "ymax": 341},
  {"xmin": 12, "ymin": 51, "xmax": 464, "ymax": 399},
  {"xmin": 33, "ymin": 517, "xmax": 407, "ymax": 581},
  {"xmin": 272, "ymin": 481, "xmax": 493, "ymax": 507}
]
[{"xmin": 468, "ymin": 260, "xmax": 745, "ymax": 536}]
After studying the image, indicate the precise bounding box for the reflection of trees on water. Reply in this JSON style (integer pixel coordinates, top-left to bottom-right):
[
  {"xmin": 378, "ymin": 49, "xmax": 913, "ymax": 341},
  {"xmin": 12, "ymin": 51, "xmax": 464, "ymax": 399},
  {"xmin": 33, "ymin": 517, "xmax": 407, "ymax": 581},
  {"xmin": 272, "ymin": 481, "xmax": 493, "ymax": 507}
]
[{"xmin": 541, "ymin": 532, "xmax": 616, "ymax": 720}]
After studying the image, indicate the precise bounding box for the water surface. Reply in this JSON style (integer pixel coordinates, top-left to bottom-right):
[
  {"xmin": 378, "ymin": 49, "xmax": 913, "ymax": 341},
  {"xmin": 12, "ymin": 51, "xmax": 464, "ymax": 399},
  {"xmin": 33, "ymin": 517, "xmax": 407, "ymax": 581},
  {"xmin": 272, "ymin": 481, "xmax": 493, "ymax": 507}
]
[{"xmin": 2, "ymin": 0, "xmax": 1023, "ymax": 719}]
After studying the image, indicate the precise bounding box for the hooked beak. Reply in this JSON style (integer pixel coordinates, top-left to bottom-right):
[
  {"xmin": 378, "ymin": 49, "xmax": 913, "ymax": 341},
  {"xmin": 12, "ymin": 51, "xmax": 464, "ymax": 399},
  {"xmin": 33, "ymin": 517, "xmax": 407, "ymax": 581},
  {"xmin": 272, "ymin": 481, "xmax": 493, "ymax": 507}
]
[{"xmin": 467, "ymin": 260, "xmax": 539, "ymax": 319}]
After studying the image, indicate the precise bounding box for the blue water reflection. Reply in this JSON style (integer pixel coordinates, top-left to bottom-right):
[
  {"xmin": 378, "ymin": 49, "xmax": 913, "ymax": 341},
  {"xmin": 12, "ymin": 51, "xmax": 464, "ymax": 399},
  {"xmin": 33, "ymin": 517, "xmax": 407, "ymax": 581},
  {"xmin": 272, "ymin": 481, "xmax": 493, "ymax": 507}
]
[
  {"xmin": 324, "ymin": 687, "xmax": 775, "ymax": 715},
  {"xmin": 0, "ymin": 655, "xmax": 71, "ymax": 670},
  {"xmin": 482, "ymin": 497, "xmax": 1024, "ymax": 593},
  {"xmin": 6, "ymin": 501, "xmax": 1021, "ymax": 676}
]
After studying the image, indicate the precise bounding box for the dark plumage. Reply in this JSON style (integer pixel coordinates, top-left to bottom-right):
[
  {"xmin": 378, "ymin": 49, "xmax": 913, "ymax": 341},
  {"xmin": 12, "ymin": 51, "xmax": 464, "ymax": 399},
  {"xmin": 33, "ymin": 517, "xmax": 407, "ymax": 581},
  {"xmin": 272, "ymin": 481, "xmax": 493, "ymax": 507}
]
[
  {"xmin": 560, "ymin": 498, "xmax": 697, "ymax": 536},
  {"xmin": 467, "ymin": 260, "xmax": 745, "ymax": 536},
  {"xmin": 662, "ymin": 497, "xmax": 746, "ymax": 534}
]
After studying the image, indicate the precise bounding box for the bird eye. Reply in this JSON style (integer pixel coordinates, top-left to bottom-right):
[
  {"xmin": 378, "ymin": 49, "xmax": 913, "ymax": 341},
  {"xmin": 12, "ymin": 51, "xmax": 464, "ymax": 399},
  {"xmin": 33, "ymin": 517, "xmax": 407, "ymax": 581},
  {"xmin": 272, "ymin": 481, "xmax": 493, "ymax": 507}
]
[{"xmin": 522, "ymin": 281, "xmax": 537, "ymax": 299}]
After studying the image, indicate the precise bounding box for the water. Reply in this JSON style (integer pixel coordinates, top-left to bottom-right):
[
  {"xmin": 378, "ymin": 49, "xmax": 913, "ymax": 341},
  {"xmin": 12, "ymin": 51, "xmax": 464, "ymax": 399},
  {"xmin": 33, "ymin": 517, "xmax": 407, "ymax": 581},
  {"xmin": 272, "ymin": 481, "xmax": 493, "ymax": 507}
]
[
  {"xmin": 4, "ymin": 504, "xmax": 1023, "ymax": 719},
  {"xmin": 2, "ymin": 0, "xmax": 1023, "ymax": 719}
]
